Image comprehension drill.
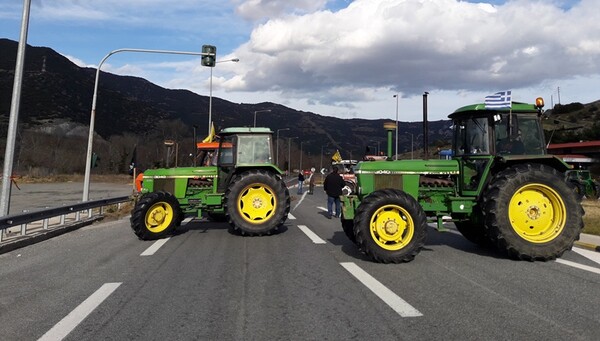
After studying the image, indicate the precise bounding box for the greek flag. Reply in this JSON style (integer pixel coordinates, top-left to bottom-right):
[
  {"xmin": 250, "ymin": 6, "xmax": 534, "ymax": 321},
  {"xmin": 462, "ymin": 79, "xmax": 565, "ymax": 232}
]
[{"xmin": 484, "ymin": 90, "xmax": 512, "ymax": 109}]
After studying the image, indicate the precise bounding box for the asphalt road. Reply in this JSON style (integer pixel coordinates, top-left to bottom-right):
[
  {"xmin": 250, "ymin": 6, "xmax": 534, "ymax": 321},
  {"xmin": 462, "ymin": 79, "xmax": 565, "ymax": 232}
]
[
  {"xmin": 1, "ymin": 181, "xmax": 133, "ymax": 215},
  {"xmin": 1, "ymin": 188, "xmax": 599, "ymax": 340}
]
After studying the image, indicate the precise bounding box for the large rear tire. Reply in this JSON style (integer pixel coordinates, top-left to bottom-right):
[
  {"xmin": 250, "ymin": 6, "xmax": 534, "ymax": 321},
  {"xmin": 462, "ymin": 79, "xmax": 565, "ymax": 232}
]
[
  {"xmin": 225, "ymin": 169, "xmax": 290, "ymax": 235},
  {"xmin": 130, "ymin": 191, "xmax": 182, "ymax": 240},
  {"xmin": 483, "ymin": 163, "xmax": 584, "ymax": 260},
  {"xmin": 354, "ymin": 189, "xmax": 427, "ymax": 263}
]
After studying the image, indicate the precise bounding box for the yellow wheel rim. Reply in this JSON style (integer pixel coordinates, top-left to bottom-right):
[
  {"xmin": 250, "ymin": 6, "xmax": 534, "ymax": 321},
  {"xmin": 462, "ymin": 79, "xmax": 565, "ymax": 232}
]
[
  {"xmin": 237, "ymin": 183, "xmax": 277, "ymax": 224},
  {"xmin": 369, "ymin": 204, "xmax": 414, "ymax": 251},
  {"xmin": 145, "ymin": 201, "xmax": 174, "ymax": 233},
  {"xmin": 508, "ymin": 183, "xmax": 566, "ymax": 243}
]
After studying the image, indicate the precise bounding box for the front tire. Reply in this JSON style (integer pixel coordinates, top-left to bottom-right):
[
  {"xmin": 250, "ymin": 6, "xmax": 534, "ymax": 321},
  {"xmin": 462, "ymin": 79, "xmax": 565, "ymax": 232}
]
[
  {"xmin": 354, "ymin": 189, "xmax": 427, "ymax": 263},
  {"xmin": 225, "ymin": 169, "xmax": 290, "ymax": 235},
  {"xmin": 483, "ymin": 164, "xmax": 584, "ymax": 260},
  {"xmin": 130, "ymin": 191, "xmax": 182, "ymax": 240},
  {"xmin": 341, "ymin": 218, "xmax": 357, "ymax": 244}
]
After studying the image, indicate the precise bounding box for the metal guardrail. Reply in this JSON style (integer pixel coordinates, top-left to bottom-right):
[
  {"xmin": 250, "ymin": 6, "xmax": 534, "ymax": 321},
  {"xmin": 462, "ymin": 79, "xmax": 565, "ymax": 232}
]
[{"xmin": 0, "ymin": 196, "xmax": 131, "ymax": 245}]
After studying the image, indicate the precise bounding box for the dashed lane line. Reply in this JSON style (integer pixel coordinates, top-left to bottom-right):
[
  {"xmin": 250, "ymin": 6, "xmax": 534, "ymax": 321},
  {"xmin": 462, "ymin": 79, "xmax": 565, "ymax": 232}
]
[
  {"xmin": 340, "ymin": 262, "xmax": 423, "ymax": 317},
  {"xmin": 555, "ymin": 258, "xmax": 600, "ymax": 275},
  {"xmin": 38, "ymin": 282, "xmax": 122, "ymax": 341},
  {"xmin": 140, "ymin": 238, "xmax": 171, "ymax": 256},
  {"xmin": 297, "ymin": 225, "xmax": 326, "ymax": 244},
  {"xmin": 288, "ymin": 213, "xmax": 296, "ymax": 220}
]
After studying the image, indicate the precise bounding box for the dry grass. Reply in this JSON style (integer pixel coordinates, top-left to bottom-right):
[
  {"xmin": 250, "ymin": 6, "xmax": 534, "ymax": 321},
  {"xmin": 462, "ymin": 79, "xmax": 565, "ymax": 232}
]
[
  {"xmin": 14, "ymin": 174, "xmax": 132, "ymax": 184},
  {"xmin": 101, "ymin": 200, "xmax": 135, "ymax": 222},
  {"xmin": 582, "ymin": 199, "xmax": 600, "ymax": 235}
]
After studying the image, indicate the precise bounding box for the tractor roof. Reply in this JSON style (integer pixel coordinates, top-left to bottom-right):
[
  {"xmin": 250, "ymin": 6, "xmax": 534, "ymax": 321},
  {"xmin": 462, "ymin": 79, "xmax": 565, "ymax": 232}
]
[
  {"xmin": 219, "ymin": 127, "xmax": 273, "ymax": 135},
  {"xmin": 448, "ymin": 101, "xmax": 540, "ymax": 119}
]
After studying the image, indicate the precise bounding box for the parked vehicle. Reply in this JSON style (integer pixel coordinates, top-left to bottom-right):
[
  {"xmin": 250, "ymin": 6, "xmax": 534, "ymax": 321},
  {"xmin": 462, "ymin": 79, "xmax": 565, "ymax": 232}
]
[{"xmin": 565, "ymin": 169, "xmax": 600, "ymax": 199}]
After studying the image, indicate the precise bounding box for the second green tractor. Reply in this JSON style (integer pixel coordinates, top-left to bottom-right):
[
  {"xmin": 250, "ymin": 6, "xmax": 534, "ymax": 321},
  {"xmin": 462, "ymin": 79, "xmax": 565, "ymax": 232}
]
[{"xmin": 341, "ymin": 98, "xmax": 585, "ymax": 263}]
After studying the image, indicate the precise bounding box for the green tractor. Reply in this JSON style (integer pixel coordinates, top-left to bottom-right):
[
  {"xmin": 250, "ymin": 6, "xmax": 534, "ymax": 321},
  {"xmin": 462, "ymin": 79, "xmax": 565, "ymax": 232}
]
[
  {"xmin": 341, "ymin": 98, "xmax": 584, "ymax": 263},
  {"xmin": 565, "ymin": 169, "xmax": 600, "ymax": 199},
  {"xmin": 130, "ymin": 127, "xmax": 291, "ymax": 240}
]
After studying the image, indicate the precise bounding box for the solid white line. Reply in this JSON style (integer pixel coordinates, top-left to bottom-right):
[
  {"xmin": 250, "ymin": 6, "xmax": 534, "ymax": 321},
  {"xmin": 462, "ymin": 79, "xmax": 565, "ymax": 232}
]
[
  {"xmin": 555, "ymin": 259, "xmax": 600, "ymax": 275},
  {"xmin": 38, "ymin": 282, "xmax": 122, "ymax": 341},
  {"xmin": 288, "ymin": 213, "xmax": 296, "ymax": 220},
  {"xmin": 340, "ymin": 262, "xmax": 423, "ymax": 317},
  {"xmin": 297, "ymin": 225, "xmax": 326, "ymax": 244},
  {"xmin": 140, "ymin": 237, "xmax": 171, "ymax": 256},
  {"xmin": 572, "ymin": 247, "xmax": 600, "ymax": 266}
]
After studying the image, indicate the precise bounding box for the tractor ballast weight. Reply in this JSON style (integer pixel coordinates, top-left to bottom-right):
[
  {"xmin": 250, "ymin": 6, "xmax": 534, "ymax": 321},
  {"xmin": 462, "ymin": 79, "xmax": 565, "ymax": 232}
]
[
  {"xmin": 130, "ymin": 127, "xmax": 291, "ymax": 239},
  {"xmin": 340, "ymin": 98, "xmax": 584, "ymax": 263}
]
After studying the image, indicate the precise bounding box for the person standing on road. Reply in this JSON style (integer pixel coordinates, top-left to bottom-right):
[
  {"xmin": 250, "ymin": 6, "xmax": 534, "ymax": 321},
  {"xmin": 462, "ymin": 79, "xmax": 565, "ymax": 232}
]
[
  {"xmin": 297, "ymin": 171, "xmax": 305, "ymax": 194},
  {"xmin": 308, "ymin": 168, "xmax": 315, "ymax": 194},
  {"xmin": 323, "ymin": 167, "xmax": 345, "ymax": 219}
]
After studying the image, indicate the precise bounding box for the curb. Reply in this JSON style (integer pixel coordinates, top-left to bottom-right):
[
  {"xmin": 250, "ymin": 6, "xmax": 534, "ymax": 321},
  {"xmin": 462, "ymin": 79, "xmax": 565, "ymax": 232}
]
[{"xmin": 573, "ymin": 241, "xmax": 600, "ymax": 252}]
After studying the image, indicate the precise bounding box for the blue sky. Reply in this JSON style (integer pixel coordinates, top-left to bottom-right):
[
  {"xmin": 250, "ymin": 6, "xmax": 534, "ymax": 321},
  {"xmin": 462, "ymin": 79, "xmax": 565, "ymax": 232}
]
[{"xmin": 1, "ymin": 0, "xmax": 597, "ymax": 123}]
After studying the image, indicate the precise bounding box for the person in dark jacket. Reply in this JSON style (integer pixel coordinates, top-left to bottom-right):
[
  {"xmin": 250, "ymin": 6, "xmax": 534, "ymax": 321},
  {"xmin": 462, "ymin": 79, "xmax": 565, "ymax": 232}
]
[
  {"xmin": 297, "ymin": 172, "xmax": 305, "ymax": 194},
  {"xmin": 323, "ymin": 167, "xmax": 346, "ymax": 219}
]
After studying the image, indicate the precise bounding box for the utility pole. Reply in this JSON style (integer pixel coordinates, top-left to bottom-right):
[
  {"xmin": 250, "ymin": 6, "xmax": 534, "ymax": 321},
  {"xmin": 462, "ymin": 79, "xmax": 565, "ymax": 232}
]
[{"xmin": 1, "ymin": 0, "xmax": 31, "ymax": 216}]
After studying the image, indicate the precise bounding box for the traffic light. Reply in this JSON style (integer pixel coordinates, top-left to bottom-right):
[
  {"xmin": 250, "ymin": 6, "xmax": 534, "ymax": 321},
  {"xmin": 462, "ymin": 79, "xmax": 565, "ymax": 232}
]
[{"xmin": 201, "ymin": 45, "xmax": 216, "ymax": 67}]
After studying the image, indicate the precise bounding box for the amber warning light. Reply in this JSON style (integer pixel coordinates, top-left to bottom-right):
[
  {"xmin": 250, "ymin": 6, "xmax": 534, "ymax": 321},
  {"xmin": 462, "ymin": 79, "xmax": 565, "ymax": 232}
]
[{"xmin": 535, "ymin": 97, "xmax": 545, "ymax": 109}]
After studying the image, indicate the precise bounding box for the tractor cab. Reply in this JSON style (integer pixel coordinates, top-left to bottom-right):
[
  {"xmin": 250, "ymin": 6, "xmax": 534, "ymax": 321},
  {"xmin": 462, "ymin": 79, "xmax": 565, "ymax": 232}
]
[
  {"xmin": 215, "ymin": 127, "xmax": 279, "ymax": 192},
  {"xmin": 449, "ymin": 98, "xmax": 548, "ymax": 194},
  {"xmin": 450, "ymin": 98, "xmax": 546, "ymax": 158}
]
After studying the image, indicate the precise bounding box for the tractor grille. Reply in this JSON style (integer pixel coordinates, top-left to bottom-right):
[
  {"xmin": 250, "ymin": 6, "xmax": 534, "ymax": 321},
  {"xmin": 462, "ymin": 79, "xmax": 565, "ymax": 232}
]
[
  {"xmin": 374, "ymin": 175, "xmax": 403, "ymax": 191},
  {"xmin": 153, "ymin": 179, "xmax": 175, "ymax": 193}
]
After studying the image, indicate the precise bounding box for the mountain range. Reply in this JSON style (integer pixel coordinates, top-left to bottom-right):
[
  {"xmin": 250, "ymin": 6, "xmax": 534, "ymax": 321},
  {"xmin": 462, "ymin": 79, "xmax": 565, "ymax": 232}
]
[{"xmin": 0, "ymin": 38, "xmax": 451, "ymax": 161}]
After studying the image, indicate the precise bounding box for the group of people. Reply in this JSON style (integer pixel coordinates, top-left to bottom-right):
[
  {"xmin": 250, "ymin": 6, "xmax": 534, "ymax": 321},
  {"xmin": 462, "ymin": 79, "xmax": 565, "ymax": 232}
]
[{"xmin": 297, "ymin": 167, "xmax": 345, "ymax": 219}]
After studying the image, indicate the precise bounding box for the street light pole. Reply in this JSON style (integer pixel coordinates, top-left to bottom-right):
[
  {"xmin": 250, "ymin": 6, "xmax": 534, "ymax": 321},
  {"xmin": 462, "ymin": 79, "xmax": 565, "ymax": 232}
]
[
  {"xmin": 405, "ymin": 132, "xmax": 414, "ymax": 159},
  {"xmin": 209, "ymin": 58, "xmax": 239, "ymax": 135},
  {"xmin": 276, "ymin": 128, "xmax": 290, "ymax": 168},
  {"xmin": 0, "ymin": 0, "xmax": 31, "ymax": 216},
  {"xmin": 393, "ymin": 94, "xmax": 399, "ymax": 160},
  {"xmin": 192, "ymin": 125, "xmax": 198, "ymax": 166},
  {"xmin": 320, "ymin": 144, "xmax": 330, "ymax": 176},
  {"xmin": 81, "ymin": 47, "xmax": 216, "ymax": 202},
  {"xmin": 288, "ymin": 137, "xmax": 297, "ymax": 174},
  {"xmin": 253, "ymin": 109, "xmax": 271, "ymax": 127},
  {"xmin": 299, "ymin": 141, "xmax": 306, "ymax": 171}
]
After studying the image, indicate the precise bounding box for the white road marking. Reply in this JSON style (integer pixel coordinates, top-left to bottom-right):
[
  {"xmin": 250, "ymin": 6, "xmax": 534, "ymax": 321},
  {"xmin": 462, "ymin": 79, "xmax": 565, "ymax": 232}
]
[
  {"xmin": 38, "ymin": 282, "xmax": 122, "ymax": 341},
  {"xmin": 317, "ymin": 206, "xmax": 327, "ymax": 212},
  {"xmin": 292, "ymin": 191, "xmax": 308, "ymax": 211},
  {"xmin": 340, "ymin": 262, "xmax": 423, "ymax": 317},
  {"xmin": 555, "ymin": 259, "xmax": 600, "ymax": 275},
  {"xmin": 297, "ymin": 225, "xmax": 326, "ymax": 244},
  {"xmin": 182, "ymin": 217, "xmax": 193, "ymax": 224},
  {"xmin": 140, "ymin": 237, "xmax": 171, "ymax": 256},
  {"xmin": 572, "ymin": 247, "xmax": 600, "ymax": 266},
  {"xmin": 287, "ymin": 213, "xmax": 296, "ymax": 220}
]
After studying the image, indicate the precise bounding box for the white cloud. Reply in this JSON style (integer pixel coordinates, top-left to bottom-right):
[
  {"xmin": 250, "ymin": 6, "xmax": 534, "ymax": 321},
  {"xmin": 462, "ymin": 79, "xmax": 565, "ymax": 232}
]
[
  {"xmin": 224, "ymin": 0, "xmax": 599, "ymax": 104},
  {"xmin": 234, "ymin": 0, "xmax": 328, "ymax": 20}
]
